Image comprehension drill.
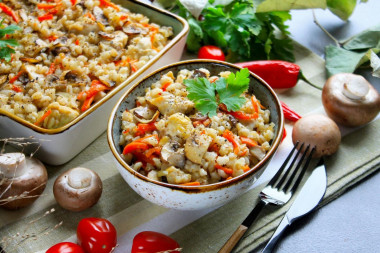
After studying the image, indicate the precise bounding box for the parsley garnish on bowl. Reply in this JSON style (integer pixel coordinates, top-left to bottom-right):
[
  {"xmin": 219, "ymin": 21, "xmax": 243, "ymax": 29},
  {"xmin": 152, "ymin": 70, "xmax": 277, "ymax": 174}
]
[
  {"xmin": 0, "ymin": 19, "xmax": 21, "ymax": 62},
  {"xmin": 184, "ymin": 68, "xmax": 250, "ymax": 117}
]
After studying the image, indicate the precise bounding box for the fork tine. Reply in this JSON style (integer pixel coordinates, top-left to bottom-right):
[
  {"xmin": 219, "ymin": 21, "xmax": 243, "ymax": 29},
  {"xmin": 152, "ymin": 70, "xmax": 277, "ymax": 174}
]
[
  {"xmin": 274, "ymin": 142, "xmax": 305, "ymax": 189},
  {"xmin": 267, "ymin": 141, "xmax": 300, "ymax": 187},
  {"xmin": 286, "ymin": 145, "xmax": 316, "ymax": 194}
]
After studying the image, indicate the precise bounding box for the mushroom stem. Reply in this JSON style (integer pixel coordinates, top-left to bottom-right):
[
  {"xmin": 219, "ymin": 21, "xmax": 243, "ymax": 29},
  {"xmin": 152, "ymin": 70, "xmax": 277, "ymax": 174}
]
[
  {"xmin": 0, "ymin": 153, "xmax": 27, "ymax": 178},
  {"xmin": 68, "ymin": 167, "xmax": 92, "ymax": 189}
]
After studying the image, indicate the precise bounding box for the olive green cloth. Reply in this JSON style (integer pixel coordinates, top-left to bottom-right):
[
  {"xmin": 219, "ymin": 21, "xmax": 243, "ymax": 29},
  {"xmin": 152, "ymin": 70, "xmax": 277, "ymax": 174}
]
[{"xmin": 0, "ymin": 42, "xmax": 379, "ymax": 253}]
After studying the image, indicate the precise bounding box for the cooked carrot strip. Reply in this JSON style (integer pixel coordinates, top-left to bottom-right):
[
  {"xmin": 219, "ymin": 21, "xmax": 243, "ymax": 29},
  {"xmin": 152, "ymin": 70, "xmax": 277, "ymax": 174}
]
[
  {"xmin": 81, "ymin": 95, "xmax": 94, "ymax": 112},
  {"xmin": 99, "ymin": 0, "xmax": 120, "ymax": 11},
  {"xmin": 135, "ymin": 122, "xmax": 157, "ymax": 137},
  {"xmin": 37, "ymin": 3, "xmax": 57, "ymax": 10},
  {"xmin": 70, "ymin": 0, "xmax": 77, "ymax": 6},
  {"xmin": 11, "ymin": 85, "xmax": 23, "ymax": 93},
  {"xmin": 75, "ymin": 39, "xmax": 80, "ymax": 45},
  {"xmin": 34, "ymin": 109, "xmax": 52, "ymax": 126},
  {"xmin": 47, "ymin": 35, "xmax": 58, "ymax": 42},
  {"xmin": 240, "ymin": 136, "xmax": 258, "ymax": 147},
  {"xmin": 223, "ymin": 129, "xmax": 240, "ymax": 154},
  {"xmin": 215, "ymin": 164, "xmax": 233, "ymax": 175},
  {"xmin": 202, "ymin": 118, "xmax": 211, "ymax": 127},
  {"xmin": 46, "ymin": 62, "xmax": 56, "ymax": 75},
  {"xmin": 145, "ymin": 147, "xmax": 161, "ymax": 158},
  {"xmin": 9, "ymin": 71, "xmax": 25, "ymax": 84},
  {"xmin": 38, "ymin": 13, "xmax": 54, "ymax": 22},
  {"xmin": 123, "ymin": 142, "xmax": 149, "ymax": 155},
  {"xmin": 242, "ymin": 165, "xmax": 250, "ymax": 172},
  {"xmin": 219, "ymin": 104, "xmax": 258, "ymax": 120},
  {"xmin": 0, "ymin": 3, "xmax": 20, "ymax": 23},
  {"xmin": 161, "ymin": 81, "xmax": 171, "ymax": 91},
  {"xmin": 180, "ymin": 182, "xmax": 201, "ymax": 186}
]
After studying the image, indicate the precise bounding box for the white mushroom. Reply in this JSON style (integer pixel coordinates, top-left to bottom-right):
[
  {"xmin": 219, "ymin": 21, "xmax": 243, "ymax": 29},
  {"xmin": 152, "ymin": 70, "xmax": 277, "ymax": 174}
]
[
  {"xmin": 322, "ymin": 73, "xmax": 380, "ymax": 127},
  {"xmin": 161, "ymin": 141, "xmax": 186, "ymax": 168},
  {"xmin": 53, "ymin": 167, "xmax": 102, "ymax": 212},
  {"xmin": 0, "ymin": 153, "xmax": 48, "ymax": 210}
]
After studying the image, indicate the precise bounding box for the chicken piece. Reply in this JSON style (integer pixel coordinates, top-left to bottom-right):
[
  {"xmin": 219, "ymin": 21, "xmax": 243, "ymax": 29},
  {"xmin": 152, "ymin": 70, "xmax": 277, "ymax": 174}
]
[
  {"xmin": 185, "ymin": 131, "xmax": 212, "ymax": 164},
  {"xmin": 44, "ymin": 102, "xmax": 79, "ymax": 129},
  {"xmin": 165, "ymin": 113, "xmax": 194, "ymax": 140},
  {"xmin": 166, "ymin": 166, "xmax": 191, "ymax": 184},
  {"xmin": 147, "ymin": 89, "xmax": 194, "ymax": 116}
]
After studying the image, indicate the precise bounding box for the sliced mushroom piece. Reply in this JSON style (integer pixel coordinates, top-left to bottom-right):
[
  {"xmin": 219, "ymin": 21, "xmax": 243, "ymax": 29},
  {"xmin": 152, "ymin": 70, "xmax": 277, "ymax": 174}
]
[
  {"xmin": 53, "ymin": 167, "xmax": 102, "ymax": 212},
  {"xmin": 98, "ymin": 31, "xmax": 115, "ymax": 41},
  {"xmin": 133, "ymin": 106, "xmax": 160, "ymax": 123},
  {"xmin": 93, "ymin": 6, "xmax": 109, "ymax": 25},
  {"xmin": 23, "ymin": 65, "xmax": 44, "ymax": 82},
  {"xmin": 191, "ymin": 69, "xmax": 208, "ymax": 79},
  {"xmin": 0, "ymin": 153, "xmax": 48, "ymax": 210},
  {"xmin": 62, "ymin": 70, "xmax": 78, "ymax": 82},
  {"xmin": 122, "ymin": 24, "xmax": 145, "ymax": 36},
  {"xmin": 185, "ymin": 132, "xmax": 212, "ymax": 164},
  {"xmin": 51, "ymin": 46, "xmax": 70, "ymax": 56},
  {"xmin": 20, "ymin": 57, "xmax": 42, "ymax": 64},
  {"xmin": 189, "ymin": 112, "xmax": 208, "ymax": 122},
  {"xmin": 250, "ymin": 146, "xmax": 266, "ymax": 161},
  {"xmin": 161, "ymin": 141, "xmax": 186, "ymax": 168}
]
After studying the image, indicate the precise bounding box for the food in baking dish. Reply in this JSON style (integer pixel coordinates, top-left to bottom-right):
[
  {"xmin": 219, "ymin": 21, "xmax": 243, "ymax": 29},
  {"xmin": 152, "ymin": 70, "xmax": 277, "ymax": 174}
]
[{"xmin": 0, "ymin": 0, "xmax": 173, "ymax": 129}]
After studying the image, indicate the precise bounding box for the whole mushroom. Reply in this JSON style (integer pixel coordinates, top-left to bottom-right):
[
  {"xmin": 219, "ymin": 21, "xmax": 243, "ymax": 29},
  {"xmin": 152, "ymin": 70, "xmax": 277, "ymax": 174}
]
[
  {"xmin": 0, "ymin": 153, "xmax": 48, "ymax": 210},
  {"xmin": 292, "ymin": 114, "xmax": 341, "ymax": 158},
  {"xmin": 322, "ymin": 73, "xmax": 380, "ymax": 127},
  {"xmin": 53, "ymin": 167, "xmax": 102, "ymax": 212}
]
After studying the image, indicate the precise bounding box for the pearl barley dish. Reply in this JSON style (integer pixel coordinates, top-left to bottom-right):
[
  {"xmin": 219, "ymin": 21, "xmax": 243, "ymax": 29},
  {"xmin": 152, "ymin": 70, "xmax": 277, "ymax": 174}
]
[
  {"xmin": 119, "ymin": 67, "xmax": 276, "ymax": 185},
  {"xmin": 0, "ymin": 0, "xmax": 173, "ymax": 129}
]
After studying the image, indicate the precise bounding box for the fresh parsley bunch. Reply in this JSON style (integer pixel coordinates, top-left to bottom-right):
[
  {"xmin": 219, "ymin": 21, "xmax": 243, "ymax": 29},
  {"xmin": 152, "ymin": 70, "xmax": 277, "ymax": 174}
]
[
  {"xmin": 184, "ymin": 68, "xmax": 250, "ymax": 117},
  {"xmin": 175, "ymin": 0, "xmax": 294, "ymax": 62},
  {"xmin": 0, "ymin": 19, "xmax": 21, "ymax": 62}
]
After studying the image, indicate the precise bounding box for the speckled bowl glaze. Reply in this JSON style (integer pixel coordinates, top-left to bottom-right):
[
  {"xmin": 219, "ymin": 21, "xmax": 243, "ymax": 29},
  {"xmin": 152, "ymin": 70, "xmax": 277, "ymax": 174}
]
[{"xmin": 107, "ymin": 60, "xmax": 284, "ymax": 210}]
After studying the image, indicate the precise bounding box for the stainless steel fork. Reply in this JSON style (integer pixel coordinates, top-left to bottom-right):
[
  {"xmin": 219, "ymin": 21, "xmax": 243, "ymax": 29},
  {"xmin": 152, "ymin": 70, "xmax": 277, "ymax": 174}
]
[{"xmin": 218, "ymin": 142, "xmax": 315, "ymax": 253}]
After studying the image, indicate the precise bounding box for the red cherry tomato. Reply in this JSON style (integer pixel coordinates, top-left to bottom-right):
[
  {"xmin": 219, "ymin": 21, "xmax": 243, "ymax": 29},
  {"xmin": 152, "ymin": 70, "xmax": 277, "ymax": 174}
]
[
  {"xmin": 46, "ymin": 242, "xmax": 84, "ymax": 253},
  {"xmin": 131, "ymin": 231, "xmax": 180, "ymax": 253},
  {"xmin": 198, "ymin": 45, "xmax": 225, "ymax": 61},
  {"xmin": 77, "ymin": 217, "xmax": 117, "ymax": 253}
]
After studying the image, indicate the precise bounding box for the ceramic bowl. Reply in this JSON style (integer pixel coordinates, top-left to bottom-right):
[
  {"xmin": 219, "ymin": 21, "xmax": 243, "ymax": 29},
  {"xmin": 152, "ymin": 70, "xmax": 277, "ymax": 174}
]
[
  {"xmin": 0, "ymin": 0, "xmax": 188, "ymax": 165},
  {"xmin": 107, "ymin": 60, "xmax": 284, "ymax": 210}
]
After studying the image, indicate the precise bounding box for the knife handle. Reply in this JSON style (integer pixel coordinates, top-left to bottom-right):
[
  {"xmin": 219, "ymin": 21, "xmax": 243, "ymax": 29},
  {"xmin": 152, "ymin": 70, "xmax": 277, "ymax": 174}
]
[{"xmin": 218, "ymin": 224, "xmax": 248, "ymax": 253}]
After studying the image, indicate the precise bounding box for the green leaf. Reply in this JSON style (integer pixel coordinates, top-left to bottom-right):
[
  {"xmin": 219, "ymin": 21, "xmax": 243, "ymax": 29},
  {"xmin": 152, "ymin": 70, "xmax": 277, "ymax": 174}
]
[
  {"xmin": 0, "ymin": 46, "xmax": 15, "ymax": 62},
  {"xmin": 343, "ymin": 23, "xmax": 380, "ymax": 50},
  {"xmin": 186, "ymin": 18, "xmax": 203, "ymax": 52},
  {"xmin": 327, "ymin": 0, "xmax": 356, "ymax": 21},
  {"xmin": 256, "ymin": 0, "xmax": 326, "ymax": 12},
  {"xmin": 184, "ymin": 78, "xmax": 218, "ymax": 116},
  {"xmin": 0, "ymin": 25, "xmax": 21, "ymax": 38},
  {"xmin": 325, "ymin": 45, "xmax": 366, "ymax": 76},
  {"xmin": 216, "ymin": 68, "xmax": 250, "ymax": 111}
]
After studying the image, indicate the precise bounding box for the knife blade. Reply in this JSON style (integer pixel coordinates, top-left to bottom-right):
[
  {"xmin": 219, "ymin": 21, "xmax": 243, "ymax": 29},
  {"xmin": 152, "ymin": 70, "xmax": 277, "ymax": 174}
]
[{"xmin": 260, "ymin": 158, "xmax": 327, "ymax": 253}]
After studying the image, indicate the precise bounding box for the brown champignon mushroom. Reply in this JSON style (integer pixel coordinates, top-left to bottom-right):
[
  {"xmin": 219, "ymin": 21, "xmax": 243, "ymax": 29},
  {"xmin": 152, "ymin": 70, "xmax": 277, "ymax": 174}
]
[
  {"xmin": 0, "ymin": 153, "xmax": 48, "ymax": 210},
  {"xmin": 292, "ymin": 114, "xmax": 341, "ymax": 158},
  {"xmin": 133, "ymin": 106, "xmax": 160, "ymax": 124},
  {"xmin": 53, "ymin": 167, "xmax": 102, "ymax": 212},
  {"xmin": 322, "ymin": 73, "xmax": 380, "ymax": 127}
]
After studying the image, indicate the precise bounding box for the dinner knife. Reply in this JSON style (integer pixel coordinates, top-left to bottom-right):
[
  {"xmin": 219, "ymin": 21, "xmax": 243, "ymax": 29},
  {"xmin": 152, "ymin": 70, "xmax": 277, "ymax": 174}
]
[{"xmin": 260, "ymin": 158, "xmax": 327, "ymax": 253}]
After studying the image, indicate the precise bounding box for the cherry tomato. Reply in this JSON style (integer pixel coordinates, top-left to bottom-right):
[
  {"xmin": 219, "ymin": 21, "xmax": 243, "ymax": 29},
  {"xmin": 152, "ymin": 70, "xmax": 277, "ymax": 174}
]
[
  {"xmin": 198, "ymin": 45, "xmax": 225, "ymax": 61},
  {"xmin": 77, "ymin": 217, "xmax": 117, "ymax": 253},
  {"xmin": 46, "ymin": 242, "xmax": 84, "ymax": 253},
  {"xmin": 131, "ymin": 231, "xmax": 180, "ymax": 253}
]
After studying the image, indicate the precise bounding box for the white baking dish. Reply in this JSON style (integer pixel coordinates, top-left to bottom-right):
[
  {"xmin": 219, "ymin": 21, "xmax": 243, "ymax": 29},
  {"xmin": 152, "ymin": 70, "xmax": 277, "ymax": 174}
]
[{"xmin": 0, "ymin": 0, "xmax": 189, "ymax": 165}]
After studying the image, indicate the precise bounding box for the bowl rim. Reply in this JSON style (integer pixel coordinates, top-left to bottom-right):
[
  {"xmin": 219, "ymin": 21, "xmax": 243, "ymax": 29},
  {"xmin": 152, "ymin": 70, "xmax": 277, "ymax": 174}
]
[
  {"xmin": 0, "ymin": 0, "xmax": 189, "ymax": 135},
  {"xmin": 107, "ymin": 59, "xmax": 284, "ymax": 192}
]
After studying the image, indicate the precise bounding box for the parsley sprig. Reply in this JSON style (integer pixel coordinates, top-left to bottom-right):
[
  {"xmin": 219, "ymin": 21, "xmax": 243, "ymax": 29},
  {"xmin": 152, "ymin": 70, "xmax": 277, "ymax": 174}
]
[
  {"xmin": 173, "ymin": 0, "xmax": 294, "ymax": 62},
  {"xmin": 0, "ymin": 19, "xmax": 21, "ymax": 62},
  {"xmin": 184, "ymin": 68, "xmax": 250, "ymax": 117}
]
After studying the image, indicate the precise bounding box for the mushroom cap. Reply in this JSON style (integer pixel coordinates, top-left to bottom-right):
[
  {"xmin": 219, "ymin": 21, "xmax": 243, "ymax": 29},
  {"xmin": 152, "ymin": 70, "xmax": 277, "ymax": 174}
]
[
  {"xmin": 53, "ymin": 167, "xmax": 102, "ymax": 212},
  {"xmin": 322, "ymin": 73, "xmax": 380, "ymax": 127},
  {"xmin": 0, "ymin": 153, "xmax": 48, "ymax": 210},
  {"xmin": 292, "ymin": 114, "xmax": 341, "ymax": 158}
]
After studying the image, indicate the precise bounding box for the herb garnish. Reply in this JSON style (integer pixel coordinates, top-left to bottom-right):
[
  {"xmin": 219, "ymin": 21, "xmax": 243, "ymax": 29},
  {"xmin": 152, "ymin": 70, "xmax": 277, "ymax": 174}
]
[
  {"xmin": 0, "ymin": 19, "xmax": 21, "ymax": 62},
  {"xmin": 184, "ymin": 68, "xmax": 250, "ymax": 117}
]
